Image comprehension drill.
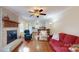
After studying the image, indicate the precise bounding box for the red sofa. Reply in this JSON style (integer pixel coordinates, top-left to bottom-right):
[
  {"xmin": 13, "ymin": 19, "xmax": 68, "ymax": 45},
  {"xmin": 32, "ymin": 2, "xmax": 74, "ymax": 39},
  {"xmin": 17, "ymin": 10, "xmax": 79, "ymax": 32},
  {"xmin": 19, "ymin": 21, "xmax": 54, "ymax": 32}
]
[{"xmin": 48, "ymin": 33, "xmax": 79, "ymax": 52}]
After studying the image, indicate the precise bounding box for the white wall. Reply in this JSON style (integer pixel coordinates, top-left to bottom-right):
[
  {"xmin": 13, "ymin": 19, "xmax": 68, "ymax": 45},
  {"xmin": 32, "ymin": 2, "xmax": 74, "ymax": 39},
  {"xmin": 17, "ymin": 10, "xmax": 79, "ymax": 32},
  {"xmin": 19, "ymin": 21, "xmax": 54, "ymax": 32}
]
[
  {"xmin": 19, "ymin": 20, "xmax": 29, "ymax": 32},
  {"xmin": 0, "ymin": 7, "xmax": 2, "ymax": 48},
  {"xmin": 18, "ymin": 18, "xmax": 29, "ymax": 37},
  {"xmin": 54, "ymin": 7, "xmax": 79, "ymax": 36},
  {"xmin": 2, "ymin": 7, "xmax": 18, "ymax": 22}
]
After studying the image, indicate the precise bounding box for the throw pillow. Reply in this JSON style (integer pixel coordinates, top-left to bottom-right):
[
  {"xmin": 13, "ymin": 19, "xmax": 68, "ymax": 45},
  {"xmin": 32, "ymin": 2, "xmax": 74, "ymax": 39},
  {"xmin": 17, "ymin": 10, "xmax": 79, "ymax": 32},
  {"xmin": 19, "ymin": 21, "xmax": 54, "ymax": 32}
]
[{"xmin": 52, "ymin": 33, "xmax": 59, "ymax": 41}]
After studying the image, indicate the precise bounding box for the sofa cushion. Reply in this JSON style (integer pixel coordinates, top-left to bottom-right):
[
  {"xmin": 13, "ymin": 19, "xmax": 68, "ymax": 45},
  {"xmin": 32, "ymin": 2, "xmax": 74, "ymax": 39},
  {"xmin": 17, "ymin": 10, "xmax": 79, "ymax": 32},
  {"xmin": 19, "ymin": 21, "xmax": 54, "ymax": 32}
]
[
  {"xmin": 75, "ymin": 37, "xmax": 79, "ymax": 44},
  {"xmin": 64, "ymin": 43, "xmax": 72, "ymax": 47},
  {"xmin": 59, "ymin": 33, "xmax": 66, "ymax": 42},
  {"xmin": 63, "ymin": 34, "xmax": 77, "ymax": 44},
  {"xmin": 52, "ymin": 45, "xmax": 69, "ymax": 52},
  {"xmin": 50, "ymin": 39, "xmax": 64, "ymax": 47}
]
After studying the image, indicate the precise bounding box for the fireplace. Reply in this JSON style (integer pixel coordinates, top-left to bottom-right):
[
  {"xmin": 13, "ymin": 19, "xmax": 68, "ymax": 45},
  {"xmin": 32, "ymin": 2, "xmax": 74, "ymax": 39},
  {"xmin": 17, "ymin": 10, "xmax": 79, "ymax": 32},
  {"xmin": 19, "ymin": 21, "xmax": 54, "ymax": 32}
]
[{"xmin": 7, "ymin": 30, "xmax": 17, "ymax": 44}]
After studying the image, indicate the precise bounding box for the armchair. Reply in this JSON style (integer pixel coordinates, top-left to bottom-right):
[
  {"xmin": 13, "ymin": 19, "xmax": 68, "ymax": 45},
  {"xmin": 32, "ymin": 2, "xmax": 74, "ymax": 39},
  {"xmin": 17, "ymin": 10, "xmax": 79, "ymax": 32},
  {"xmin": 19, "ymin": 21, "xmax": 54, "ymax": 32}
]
[{"xmin": 24, "ymin": 30, "xmax": 32, "ymax": 41}]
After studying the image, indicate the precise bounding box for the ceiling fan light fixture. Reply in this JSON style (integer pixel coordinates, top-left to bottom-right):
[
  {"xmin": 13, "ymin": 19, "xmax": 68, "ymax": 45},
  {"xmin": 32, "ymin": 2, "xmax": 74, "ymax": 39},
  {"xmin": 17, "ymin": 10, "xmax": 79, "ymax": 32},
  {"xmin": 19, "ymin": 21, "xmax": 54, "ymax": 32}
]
[
  {"xmin": 29, "ymin": 7, "xmax": 46, "ymax": 18},
  {"xmin": 34, "ymin": 13, "xmax": 40, "ymax": 16}
]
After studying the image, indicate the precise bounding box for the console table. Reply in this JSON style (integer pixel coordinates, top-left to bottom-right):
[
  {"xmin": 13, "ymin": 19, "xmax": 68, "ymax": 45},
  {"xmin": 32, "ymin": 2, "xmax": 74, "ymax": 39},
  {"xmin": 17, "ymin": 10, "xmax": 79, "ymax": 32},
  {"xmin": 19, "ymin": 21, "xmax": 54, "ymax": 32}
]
[{"xmin": 38, "ymin": 28, "xmax": 50, "ymax": 40}]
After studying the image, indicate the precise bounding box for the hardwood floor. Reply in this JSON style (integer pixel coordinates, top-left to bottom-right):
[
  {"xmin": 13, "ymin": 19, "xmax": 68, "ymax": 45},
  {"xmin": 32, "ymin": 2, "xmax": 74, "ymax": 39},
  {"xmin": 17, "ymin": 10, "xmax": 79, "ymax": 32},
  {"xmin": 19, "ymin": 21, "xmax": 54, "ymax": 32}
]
[{"xmin": 13, "ymin": 39, "xmax": 53, "ymax": 52}]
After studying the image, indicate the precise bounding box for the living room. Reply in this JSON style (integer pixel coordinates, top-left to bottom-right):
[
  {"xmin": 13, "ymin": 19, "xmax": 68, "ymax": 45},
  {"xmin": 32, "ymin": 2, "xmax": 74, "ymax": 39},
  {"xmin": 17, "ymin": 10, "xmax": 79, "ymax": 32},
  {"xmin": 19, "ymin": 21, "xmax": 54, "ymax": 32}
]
[{"xmin": 0, "ymin": 6, "xmax": 79, "ymax": 52}]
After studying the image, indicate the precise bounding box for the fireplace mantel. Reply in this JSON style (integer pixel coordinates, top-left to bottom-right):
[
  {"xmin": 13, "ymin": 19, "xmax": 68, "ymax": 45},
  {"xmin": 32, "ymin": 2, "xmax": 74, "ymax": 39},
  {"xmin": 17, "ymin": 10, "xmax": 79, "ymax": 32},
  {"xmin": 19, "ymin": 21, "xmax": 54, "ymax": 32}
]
[{"xmin": 2, "ymin": 16, "xmax": 19, "ymax": 27}]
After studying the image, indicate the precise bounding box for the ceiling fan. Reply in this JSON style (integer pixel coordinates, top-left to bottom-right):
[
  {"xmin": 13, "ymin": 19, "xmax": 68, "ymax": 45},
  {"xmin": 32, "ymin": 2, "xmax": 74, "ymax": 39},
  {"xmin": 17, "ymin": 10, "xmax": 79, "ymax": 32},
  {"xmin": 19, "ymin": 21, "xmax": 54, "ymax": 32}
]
[{"xmin": 29, "ymin": 8, "xmax": 46, "ymax": 18}]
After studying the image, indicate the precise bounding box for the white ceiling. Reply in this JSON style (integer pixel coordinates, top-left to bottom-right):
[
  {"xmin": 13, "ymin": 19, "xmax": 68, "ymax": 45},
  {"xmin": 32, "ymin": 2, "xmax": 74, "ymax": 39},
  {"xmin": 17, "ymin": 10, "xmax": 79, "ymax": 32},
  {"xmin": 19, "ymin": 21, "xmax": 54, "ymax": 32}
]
[{"xmin": 4, "ymin": 6, "xmax": 71, "ymax": 23}]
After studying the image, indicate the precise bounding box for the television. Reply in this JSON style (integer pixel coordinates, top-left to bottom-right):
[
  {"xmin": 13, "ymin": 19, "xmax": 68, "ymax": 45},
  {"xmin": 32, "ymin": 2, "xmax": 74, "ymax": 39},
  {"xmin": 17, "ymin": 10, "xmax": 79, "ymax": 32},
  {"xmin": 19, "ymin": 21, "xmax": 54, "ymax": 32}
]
[{"xmin": 7, "ymin": 30, "xmax": 17, "ymax": 44}]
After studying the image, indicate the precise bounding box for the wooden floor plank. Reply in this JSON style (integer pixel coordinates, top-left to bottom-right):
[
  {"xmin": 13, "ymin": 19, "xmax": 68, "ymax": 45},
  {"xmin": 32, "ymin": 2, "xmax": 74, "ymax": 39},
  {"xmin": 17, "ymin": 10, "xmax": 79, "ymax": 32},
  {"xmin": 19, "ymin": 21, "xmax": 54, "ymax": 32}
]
[{"xmin": 13, "ymin": 39, "xmax": 53, "ymax": 52}]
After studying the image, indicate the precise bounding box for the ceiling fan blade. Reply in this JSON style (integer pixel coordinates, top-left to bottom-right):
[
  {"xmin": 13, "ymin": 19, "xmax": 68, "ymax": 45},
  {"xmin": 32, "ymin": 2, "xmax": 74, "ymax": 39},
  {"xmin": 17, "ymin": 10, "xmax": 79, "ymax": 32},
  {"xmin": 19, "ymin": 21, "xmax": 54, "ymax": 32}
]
[
  {"xmin": 39, "ymin": 9, "xmax": 43, "ymax": 12},
  {"xmin": 40, "ymin": 13, "xmax": 46, "ymax": 15},
  {"xmin": 29, "ymin": 11, "xmax": 34, "ymax": 13}
]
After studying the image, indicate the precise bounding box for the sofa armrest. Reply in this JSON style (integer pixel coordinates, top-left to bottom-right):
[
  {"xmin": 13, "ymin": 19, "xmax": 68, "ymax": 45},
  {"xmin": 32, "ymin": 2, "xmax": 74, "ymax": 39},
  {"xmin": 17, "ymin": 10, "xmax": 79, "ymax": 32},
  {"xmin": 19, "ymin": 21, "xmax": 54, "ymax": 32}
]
[{"xmin": 47, "ymin": 35, "xmax": 53, "ymax": 41}]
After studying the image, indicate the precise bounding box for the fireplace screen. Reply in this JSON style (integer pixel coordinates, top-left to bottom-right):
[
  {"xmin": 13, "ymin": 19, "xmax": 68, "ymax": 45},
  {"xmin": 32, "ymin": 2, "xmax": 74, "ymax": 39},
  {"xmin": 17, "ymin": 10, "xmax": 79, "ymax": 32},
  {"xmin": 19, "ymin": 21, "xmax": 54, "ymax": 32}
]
[{"xmin": 7, "ymin": 30, "xmax": 17, "ymax": 44}]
